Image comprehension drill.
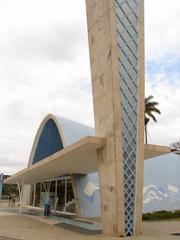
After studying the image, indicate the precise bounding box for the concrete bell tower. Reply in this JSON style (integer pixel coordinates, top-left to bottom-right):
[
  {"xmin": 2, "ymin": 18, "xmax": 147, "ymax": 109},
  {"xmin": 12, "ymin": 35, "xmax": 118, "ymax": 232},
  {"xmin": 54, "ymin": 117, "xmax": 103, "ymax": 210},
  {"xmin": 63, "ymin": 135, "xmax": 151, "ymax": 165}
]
[{"xmin": 85, "ymin": 0, "xmax": 144, "ymax": 237}]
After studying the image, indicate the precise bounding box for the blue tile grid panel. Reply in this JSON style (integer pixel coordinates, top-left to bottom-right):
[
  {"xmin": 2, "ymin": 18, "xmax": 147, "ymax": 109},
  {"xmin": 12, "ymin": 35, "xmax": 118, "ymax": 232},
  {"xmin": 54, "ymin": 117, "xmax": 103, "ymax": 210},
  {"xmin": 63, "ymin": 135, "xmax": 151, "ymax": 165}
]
[{"xmin": 115, "ymin": 0, "xmax": 139, "ymax": 236}]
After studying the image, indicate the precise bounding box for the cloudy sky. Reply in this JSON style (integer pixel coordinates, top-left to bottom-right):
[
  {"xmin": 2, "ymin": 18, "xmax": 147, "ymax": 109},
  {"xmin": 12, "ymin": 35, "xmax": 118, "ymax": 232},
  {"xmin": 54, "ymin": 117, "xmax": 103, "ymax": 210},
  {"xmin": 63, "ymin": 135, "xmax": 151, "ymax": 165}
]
[{"xmin": 0, "ymin": 0, "xmax": 180, "ymax": 174}]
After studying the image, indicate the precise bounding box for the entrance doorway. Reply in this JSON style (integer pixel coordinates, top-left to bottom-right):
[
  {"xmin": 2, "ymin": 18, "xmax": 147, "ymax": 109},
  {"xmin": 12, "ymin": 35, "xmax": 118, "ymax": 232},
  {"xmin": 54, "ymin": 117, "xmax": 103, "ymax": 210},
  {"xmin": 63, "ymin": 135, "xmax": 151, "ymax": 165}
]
[{"xmin": 30, "ymin": 176, "xmax": 76, "ymax": 213}]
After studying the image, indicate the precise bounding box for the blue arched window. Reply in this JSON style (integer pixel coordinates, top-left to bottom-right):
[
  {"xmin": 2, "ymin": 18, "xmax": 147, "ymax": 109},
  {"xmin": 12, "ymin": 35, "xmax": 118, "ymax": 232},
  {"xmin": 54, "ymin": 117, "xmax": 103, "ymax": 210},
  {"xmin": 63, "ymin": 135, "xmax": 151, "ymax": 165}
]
[{"xmin": 32, "ymin": 119, "xmax": 63, "ymax": 164}]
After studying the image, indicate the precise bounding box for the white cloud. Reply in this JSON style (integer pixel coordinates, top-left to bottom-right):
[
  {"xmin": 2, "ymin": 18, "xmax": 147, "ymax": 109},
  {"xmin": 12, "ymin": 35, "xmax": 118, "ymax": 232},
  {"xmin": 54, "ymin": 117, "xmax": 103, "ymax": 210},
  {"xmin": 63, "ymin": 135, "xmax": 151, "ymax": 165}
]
[
  {"xmin": 146, "ymin": 71, "xmax": 180, "ymax": 145},
  {"xmin": 0, "ymin": 0, "xmax": 88, "ymax": 62},
  {"xmin": 145, "ymin": 0, "xmax": 180, "ymax": 146},
  {"xmin": 145, "ymin": 0, "xmax": 180, "ymax": 61}
]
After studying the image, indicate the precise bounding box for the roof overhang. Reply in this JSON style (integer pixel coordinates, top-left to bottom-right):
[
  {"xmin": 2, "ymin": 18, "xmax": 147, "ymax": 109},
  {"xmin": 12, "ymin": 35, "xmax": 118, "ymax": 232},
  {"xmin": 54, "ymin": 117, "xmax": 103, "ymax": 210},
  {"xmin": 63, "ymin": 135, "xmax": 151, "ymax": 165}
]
[
  {"xmin": 4, "ymin": 136, "xmax": 105, "ymax": 185},
  {"xmin": 144, "ymin": 144, "xmax": 171, "ymax": 160},
  {"xmin": 4, "ymin": 138, "xmax": 171, "ymax": 185}
]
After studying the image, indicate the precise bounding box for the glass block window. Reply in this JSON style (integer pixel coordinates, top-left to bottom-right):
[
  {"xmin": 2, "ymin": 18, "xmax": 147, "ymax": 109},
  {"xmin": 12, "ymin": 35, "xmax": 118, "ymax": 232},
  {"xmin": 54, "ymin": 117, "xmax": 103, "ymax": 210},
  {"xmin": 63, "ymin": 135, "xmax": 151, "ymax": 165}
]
[
  {"xmin": 32, "ymin": 119, "xmax": 64, "ymax": 164},
  {"xmin": 115, "ymin": 0, "xmax": 139, "ymax": 236}
]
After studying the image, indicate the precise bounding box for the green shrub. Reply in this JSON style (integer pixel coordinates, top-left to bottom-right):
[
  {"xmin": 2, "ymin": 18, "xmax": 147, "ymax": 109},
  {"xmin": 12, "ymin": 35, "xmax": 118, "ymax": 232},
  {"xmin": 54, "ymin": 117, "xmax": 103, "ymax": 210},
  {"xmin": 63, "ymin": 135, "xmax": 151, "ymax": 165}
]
[
  {"xmin": 2, "ymin": 184, "xmax": 18, "ymax": 196},
  {"xmin": 143, "ymin": 210, "xmax": 180, "ymax": 221}
]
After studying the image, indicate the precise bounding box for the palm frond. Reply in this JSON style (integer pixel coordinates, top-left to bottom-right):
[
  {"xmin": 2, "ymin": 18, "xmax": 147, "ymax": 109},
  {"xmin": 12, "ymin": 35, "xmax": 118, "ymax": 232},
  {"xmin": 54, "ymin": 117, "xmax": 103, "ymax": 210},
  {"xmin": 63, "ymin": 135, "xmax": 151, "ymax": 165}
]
[
  {"xmin": 146, "ymin": 107, "xmax": 161, "ymax": 114},
  {"xmin": 146, "ymin": 102, "xmax": 159, "ymax": 108},
  {"xmin": 146, "ymin": 112, "xmax": 157, "ymax": 122},
  {"xmin": 145, "ymin": 95, "xmax": 154, "ymax": 103},
  {"xmin": 144, "ymin": 95, "xmax": 160, "ymax": 143}
]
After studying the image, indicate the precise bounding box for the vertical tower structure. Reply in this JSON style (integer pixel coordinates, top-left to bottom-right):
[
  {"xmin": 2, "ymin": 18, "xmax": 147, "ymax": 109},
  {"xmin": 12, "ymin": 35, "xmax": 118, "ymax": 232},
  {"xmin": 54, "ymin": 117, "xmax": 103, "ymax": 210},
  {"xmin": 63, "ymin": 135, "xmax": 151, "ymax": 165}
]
[{"xmin": 86, "ymin": 0, "xmax": 144, "ymax": 237}]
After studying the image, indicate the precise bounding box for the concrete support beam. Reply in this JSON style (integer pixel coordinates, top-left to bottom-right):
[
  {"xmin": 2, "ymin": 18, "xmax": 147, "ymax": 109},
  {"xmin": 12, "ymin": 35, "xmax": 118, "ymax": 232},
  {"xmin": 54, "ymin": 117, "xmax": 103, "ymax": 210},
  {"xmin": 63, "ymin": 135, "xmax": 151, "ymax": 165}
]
[
  {"xmin": 86, "ymin": 0, "xmax": 125, "ymax": 236},
  {"xmin": 86, "ymin": 0, "xmax": 144, "ymax": 237}
]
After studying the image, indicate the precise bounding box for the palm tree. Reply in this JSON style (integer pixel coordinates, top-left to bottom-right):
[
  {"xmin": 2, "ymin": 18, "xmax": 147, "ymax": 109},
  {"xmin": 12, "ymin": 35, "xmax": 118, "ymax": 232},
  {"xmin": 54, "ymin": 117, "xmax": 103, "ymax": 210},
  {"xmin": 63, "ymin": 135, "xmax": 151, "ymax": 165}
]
[{"xmin": 145, "ymin": 95, "xmax": 161, "ymax": 144}]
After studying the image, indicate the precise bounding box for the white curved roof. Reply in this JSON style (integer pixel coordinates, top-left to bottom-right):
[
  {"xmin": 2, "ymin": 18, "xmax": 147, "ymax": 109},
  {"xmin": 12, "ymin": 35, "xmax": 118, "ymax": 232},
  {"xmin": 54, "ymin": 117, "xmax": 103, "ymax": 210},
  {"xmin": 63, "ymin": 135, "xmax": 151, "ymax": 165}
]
[
  {"xmin": 28, "ymin": 114, "xmax": 95, "ymax": 166},
  {"xmin": 56, "ymin": 116, "xmax": 95, "ymax": 146}
]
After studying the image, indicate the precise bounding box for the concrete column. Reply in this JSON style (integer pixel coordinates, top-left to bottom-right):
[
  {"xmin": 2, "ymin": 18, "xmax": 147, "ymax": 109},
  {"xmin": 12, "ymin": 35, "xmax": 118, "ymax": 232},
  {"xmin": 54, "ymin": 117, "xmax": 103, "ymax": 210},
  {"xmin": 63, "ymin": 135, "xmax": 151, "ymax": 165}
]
[
  {"xmin": 85, "ymin": 0, "xmax": 144, "ymax": 237},
  {"xmin": 85, "ymin": 1, "xmax": 125, "ymax": 236}
]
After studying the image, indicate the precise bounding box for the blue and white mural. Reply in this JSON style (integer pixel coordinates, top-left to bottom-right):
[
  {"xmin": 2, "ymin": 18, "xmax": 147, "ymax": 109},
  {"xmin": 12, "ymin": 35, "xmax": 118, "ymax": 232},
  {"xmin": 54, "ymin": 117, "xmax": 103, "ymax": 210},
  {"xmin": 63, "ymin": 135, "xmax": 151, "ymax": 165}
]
[
  {"xmin": 143, "ymin": 153, "xmax": 180, "ymax": 213},
  {"xmin": 75, "ymin": 174, "xmax": 101, "ymax": 218},
  {"xmin": 80, "ymin": 153, "xmax": 180, "ymax": 216}
]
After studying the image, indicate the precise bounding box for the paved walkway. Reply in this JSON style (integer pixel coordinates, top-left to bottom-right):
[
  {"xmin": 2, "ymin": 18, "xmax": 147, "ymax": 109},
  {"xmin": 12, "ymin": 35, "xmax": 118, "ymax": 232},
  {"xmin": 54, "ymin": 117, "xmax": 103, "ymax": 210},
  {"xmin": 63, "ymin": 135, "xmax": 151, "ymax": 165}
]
[
  {"xmin": 0, "ymin": 207, "xmax": 180, "ymax": 239},
  {"xmin": 0, "ymin": 214, "xmax": 179, "ymax": 240}
]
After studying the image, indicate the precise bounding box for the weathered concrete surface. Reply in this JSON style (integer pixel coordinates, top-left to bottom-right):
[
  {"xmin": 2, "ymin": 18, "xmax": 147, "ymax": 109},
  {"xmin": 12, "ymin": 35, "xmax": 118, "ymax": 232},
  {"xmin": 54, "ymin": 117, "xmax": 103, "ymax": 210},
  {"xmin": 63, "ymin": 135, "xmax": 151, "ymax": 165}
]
[{"xmin": 0, "ymin": 213, "xmax": 179, "ymax": 240}]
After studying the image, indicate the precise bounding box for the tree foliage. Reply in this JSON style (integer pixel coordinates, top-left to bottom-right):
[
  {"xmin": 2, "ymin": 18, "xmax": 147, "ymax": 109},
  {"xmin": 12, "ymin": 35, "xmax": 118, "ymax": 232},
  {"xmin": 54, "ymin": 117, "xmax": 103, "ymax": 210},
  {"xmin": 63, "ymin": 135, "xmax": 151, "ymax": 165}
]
[{"xmin": 145, "ymin": 95, "xmax": 161, "ymax": 144}]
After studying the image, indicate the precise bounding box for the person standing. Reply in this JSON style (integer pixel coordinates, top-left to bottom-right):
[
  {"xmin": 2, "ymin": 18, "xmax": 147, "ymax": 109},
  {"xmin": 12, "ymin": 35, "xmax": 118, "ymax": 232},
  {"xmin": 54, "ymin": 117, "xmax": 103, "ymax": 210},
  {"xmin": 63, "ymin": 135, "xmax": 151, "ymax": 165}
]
[
  {"xmin": 44, "ymin": 194, "xmax": 51, "ymax": 219},
  {"xmin": 11, "ymin": 193, "xmax": 16, "ymax": 207},
  {"xmin": 8, "ymin": 194, "xmax": 12, "ymax": 206}
]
